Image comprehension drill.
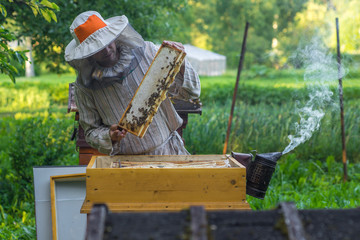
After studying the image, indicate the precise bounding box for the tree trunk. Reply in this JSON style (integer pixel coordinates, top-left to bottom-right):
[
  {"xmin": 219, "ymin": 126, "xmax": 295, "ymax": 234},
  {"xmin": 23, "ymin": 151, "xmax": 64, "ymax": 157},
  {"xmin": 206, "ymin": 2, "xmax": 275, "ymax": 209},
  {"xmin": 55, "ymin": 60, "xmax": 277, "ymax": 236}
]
[{"xmin": 25, "ymin": 37, "xmax": 35, "ymax": 77}]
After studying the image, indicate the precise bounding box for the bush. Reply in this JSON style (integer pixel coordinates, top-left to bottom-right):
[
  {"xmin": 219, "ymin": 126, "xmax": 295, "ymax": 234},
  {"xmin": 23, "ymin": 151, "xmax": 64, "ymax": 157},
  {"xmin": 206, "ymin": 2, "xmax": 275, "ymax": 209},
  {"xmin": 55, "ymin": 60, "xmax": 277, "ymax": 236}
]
[
  {"xmin": 1, "ymin": 69, "xmax": 360, "ymax": 238},
  {"xmin": 0, "ymin": 115, "xmax": 77, "ymax": 207},
  {"xmin": 7, "ymin": 116, "xmax": 77, "ymax": 182},
  {"xmin": 184, "ymin": 101, "xmax": 360, "ymax": 163},
  {"xmin": 0, "ymin": 115, "xmax": 77, "ymax": 239},
  {"xmin": 201, "ymin": 80, "xmax": 360, "ymax": 106},
  {"xmin": 0, "ymin": 88, "xmax": 50, "ymax": 113}
]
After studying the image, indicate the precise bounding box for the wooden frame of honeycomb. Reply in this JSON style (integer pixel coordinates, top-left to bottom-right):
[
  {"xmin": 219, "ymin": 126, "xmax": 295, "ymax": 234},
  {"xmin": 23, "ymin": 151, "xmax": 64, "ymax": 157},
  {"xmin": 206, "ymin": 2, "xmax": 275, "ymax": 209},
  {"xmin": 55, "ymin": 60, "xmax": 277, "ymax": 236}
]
[{"xmin": 118, "ymin": 41, "xmax": 186, "ymax": 138}]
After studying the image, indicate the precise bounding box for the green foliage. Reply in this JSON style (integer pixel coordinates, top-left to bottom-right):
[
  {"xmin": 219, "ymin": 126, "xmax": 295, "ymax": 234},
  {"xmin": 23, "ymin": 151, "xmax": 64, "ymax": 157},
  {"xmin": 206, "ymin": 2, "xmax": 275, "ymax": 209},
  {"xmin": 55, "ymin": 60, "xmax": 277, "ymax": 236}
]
[
  {"xmin": 0, "ymin": 87, "xmax": 50, "ymax": 112},
  {"xmin": 0, "ymin": 162, "xmax": 36, "ymax": 227},
  {"xmin": 186, "ymin": 0, "xmax": 309, "ymax": 68},
  {"xmin": 0, "ymin": 74, "xmax": 73, "ymax": 111},
  {"xmin": 1, "ymin": 0, "xmax": 59, "ymax": 22},
  {"xmin": 1, "ymin": 69, "xmax": 360, "ymax": 237},
  {"xmin": 184, "ymin": 100, "xmax": 360, "ymax": 162},
  {"xmin": 3, "ymin": 0, "xmax": 188, "ymax": 73},
  {"xmin": 0, "ymin": 27, "xmax": 27, "ymax": 83},
  {"xmin": 200, "ymin": 68, "xmax": 360, "ymax": 106},
  {"xmin": 0, "ymin": 113, "xmax": 77, "ymax": 239},
  {"xmin": 274, "ymin": 0, "xmax": 360, "ymax": 67},
  {"xmin": 0, "ymin": 0, "xmax": 59, "ymax": 82},
  {"xmin": 2, "ymin": 0, "xmax": 360, "ymax": 76},
  {"xmin": 7, "ymin": 117, "xmax": 77, "ymax": 182},
  {"xmin": 26, "ymin": 0, "xmax": 60, "ymax": 22},
  {"xmin": 0, "ymin": 200, "xmax": 36, "ymax": 240}
]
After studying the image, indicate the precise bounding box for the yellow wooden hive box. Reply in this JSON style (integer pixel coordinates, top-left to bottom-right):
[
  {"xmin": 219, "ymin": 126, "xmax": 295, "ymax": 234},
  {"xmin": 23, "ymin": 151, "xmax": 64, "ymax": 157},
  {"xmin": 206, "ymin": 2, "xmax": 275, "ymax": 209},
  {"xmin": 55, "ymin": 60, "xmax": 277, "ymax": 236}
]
[{"xmin": 81, "ymin": 155, "xmax": 250, "ymax": 213}]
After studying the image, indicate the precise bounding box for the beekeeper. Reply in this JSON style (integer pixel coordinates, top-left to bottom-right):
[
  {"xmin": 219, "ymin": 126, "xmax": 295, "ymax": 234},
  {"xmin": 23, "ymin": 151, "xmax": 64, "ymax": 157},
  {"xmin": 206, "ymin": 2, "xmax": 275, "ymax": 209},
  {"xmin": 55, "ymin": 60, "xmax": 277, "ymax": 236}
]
[{"xmin": 65, "ymin": 11, "xmax": 200, "ymax": 155}]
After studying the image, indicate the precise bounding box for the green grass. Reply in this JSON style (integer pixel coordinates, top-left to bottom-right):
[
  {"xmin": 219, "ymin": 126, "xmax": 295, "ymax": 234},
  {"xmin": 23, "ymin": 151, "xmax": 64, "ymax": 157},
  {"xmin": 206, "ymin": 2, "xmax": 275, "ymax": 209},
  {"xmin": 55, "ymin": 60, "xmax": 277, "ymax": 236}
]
[
  {"xmin": 248, "ymin": 154, "xmax": 360, "ymax": 210},
  {"xmin": 1, "ymin": 68, "xmax": 360, "ymax": 238},
  {"xmin": 184, "ymin": 101, "xmax": 360, "ymax": 161},
  {"xmin": 200, "ymin": 67, "xmax": 360, "ymax": 105},
  {"xmin": 0, "ymin": 73, "xmax": 76, "ymax": 116},
  {"xmin": 0, "ymin": 72, "xmax": 76, "ymax": 84}
]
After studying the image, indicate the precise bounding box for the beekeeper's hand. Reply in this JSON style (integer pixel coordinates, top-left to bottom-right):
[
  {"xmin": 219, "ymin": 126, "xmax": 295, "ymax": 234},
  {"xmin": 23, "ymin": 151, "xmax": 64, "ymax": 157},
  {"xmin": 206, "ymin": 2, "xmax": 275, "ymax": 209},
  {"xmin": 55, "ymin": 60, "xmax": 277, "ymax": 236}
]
[{"xmin": 109, "ymin": 124, "xmax": 127, "ymax": 143}]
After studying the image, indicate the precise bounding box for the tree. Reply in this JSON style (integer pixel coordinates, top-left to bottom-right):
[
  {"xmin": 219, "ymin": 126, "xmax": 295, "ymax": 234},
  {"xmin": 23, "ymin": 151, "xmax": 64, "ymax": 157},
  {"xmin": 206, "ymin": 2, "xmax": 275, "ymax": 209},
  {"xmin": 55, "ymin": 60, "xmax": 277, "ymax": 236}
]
[
  {"xmin": 328, "ymin": 0, "xmax": 360, "ymax": 53},
  {"xmin": 275, "ymin": 0, "xmax": 360, "ymax": 68},
  {"xmin": 185, "ymin": 0, "xmax": 309, "ymax": 68},
  {"xmin": 0, "ymin": 0, "xmax": 59, "ymax": 82},
  {"xmin": 3, "ymin": 0, "xmax": 189, "ymax": 74}
]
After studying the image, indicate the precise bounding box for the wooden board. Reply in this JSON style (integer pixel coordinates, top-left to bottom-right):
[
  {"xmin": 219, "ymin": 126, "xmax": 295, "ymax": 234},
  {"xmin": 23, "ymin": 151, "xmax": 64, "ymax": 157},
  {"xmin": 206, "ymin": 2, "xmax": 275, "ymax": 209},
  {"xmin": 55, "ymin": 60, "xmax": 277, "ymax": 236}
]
[
  {"xmin": 118, "ymin": 41, "xmax": 186, "ymax": 137},
  {"xmin": 81, "ymin": 202, "xmax": 251, "ymax": 213},
  {"xmin": 110, "ymin": 160, "xmax": 231, "ymax": 168},
  {"xmin": 81, "ymin": 155, "xmax": 250, "ymax": 213},
  {"xmin": 91, "ymin": 154, "xmax": 243, "ymax": 168}
]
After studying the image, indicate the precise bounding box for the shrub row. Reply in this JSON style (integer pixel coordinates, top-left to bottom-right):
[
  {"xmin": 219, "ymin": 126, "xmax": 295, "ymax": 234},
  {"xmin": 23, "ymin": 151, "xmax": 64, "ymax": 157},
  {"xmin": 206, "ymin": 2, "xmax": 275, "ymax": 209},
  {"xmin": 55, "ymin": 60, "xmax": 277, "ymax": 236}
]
[
  {"xmin": 0, "ymin": 115, "xmax": 78, "ymax": 239},
  {"xmin": 201, "ymin": 82, "xmax": 360, "ymax": 106},
  {"xmin": 0, "ymin": 82, "xmax": 70, "ymax": 109},
  {"xmin": 184, "ymin": 101, "xmax": 360, "ymax": 163},
  {"xmin": 1, "ymin": 71, "xmax": 360, "ymax": 112},
  {"xmin": 0, "ymin": 115, "xmax": 77, "ymax": 207}
]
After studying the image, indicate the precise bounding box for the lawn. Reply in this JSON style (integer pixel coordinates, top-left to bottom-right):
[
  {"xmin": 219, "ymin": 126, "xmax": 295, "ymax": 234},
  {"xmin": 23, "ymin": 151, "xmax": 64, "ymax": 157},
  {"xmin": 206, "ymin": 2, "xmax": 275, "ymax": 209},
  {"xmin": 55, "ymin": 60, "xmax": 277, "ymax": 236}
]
[{"xmin": 0, "ymin": 68, "xmax": 359, "ymax": 239}]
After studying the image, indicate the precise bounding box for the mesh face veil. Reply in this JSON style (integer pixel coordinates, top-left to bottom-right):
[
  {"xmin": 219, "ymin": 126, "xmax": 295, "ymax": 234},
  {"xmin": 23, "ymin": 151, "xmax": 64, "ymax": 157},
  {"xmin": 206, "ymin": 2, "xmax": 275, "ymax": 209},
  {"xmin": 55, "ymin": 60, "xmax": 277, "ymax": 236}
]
[{"xmin": 89, "ymin": 41, "xmax": 146, "ymax": 89}]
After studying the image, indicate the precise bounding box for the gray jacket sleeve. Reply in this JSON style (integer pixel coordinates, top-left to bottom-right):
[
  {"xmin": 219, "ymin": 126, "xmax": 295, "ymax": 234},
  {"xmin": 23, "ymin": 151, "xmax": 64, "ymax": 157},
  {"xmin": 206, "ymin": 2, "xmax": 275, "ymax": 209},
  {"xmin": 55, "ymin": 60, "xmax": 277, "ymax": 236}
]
[{"xmin": 74, "ymin": 82, "xmax": 115, "ymax": 155}]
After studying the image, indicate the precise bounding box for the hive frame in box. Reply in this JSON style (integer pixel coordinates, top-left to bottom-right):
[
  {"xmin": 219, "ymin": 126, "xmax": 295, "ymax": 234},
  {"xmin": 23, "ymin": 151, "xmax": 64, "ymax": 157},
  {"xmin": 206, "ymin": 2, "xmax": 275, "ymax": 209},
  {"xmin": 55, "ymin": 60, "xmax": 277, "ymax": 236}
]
[
  {"xmin": 81, "ymin": 155, "xmax": 250, "ymax": 213},
  {"xmin": 50, "ymin": 173, "xmax": 86, "ymax": 240}
]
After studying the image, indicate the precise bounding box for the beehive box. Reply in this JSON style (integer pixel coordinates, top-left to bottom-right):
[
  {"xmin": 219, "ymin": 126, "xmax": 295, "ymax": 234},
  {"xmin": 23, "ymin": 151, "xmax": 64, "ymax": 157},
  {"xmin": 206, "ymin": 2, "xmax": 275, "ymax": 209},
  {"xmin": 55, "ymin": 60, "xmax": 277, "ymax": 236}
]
[{"xmin": 81, "ymin": 155, "xmax": 250, "ymax": 213}]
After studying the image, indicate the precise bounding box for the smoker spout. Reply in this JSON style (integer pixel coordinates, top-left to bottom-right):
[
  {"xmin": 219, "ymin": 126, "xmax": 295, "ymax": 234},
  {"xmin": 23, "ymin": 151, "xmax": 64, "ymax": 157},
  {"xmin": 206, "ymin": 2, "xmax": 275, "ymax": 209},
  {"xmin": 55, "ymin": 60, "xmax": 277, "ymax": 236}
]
[
  {"xmin": 255, "ymin": 152, "xmax": 282, "ymax": 163},
  {"xmin": 231, "ymin": 151, "xmax": 253, "ymax": 168}
]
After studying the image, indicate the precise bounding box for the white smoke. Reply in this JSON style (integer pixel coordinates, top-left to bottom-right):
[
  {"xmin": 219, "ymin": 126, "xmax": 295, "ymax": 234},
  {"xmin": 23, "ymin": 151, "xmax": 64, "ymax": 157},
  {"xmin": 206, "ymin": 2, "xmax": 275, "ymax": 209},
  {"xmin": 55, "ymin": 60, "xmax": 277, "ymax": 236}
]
[{"xmin": 282, "ymin": 38, "xmax": 346, "ymax": 154}]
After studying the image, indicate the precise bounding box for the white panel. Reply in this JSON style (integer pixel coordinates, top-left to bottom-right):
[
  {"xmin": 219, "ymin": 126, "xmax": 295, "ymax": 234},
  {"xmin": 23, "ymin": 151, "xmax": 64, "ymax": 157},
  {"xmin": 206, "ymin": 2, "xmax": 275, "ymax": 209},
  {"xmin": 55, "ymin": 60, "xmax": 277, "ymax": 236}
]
[
  {"xmin": 55, "ymin": 180, "xmax": 87, "ymax": 240},
  {"xmin": 33, "ymin": 166, "xmax": 86, "ymax": 240}
]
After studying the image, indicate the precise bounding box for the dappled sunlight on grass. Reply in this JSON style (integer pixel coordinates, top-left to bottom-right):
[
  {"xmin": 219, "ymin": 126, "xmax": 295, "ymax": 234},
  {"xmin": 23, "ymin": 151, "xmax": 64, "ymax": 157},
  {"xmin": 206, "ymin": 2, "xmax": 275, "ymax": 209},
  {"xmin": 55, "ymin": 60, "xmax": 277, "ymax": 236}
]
[
  {"xmin": 0, "ymin": 73, "xmax": 76, "ymax": 84},
  {"xmin": 0, "ymin": 68, "xmax": 360, "ymax": 239},
  {"xmin": 273, "ymin": 82, "xmax": 305, "ymax": 88}
]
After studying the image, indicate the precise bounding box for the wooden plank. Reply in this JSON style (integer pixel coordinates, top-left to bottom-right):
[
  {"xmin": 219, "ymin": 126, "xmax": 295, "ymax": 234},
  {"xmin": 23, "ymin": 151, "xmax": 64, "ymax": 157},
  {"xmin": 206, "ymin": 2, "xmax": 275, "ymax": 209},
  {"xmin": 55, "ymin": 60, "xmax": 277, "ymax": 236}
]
[
  {"xmin": 279, "ymin": 202, "xmax": 307, "ymax": 240},
  {"xmin": 79, "ymin": 154, "xmax": 93, "ymax": 166},
  {"xmin": 227, "ymin": 155, "xmax": 245, "ymax": 168},
  {"xmin": 86, "ymin": 168, "xmax": 246, "ymax": 203},
  {"xmin": 91, "ymin": 155, "xmax": 243, "ymax": 169},
  {"xmin": 91, "ymin": 155, "xmax": 243, "ymax": 165},
  {"xmin": 190, "ymin": 206, "xmax": 207, "ymax": 240},
  {"xmin": 110, "ymin": 161, "xmax": 230, "ymax": 168},
  {"xmin": 81, "ymin": 201, "xmax": 250, "ymax": 213},
  {"xmin": 118, "ymin": 41, "xmax": 186, "ymax": 138},
  {"xmin": 85, "ymin": 204, "xmax": 107, "ymax": 240},
  {"xmin": 79, "ymin": 147, "xmax": 104, "ymax": 154},
  {"xmin": 50, "ymin": 174, "xmax": 57, "ymax": 240},
  {"xmin": 87, "ymin": 156, "xmax": 97, "ymax": 169}
]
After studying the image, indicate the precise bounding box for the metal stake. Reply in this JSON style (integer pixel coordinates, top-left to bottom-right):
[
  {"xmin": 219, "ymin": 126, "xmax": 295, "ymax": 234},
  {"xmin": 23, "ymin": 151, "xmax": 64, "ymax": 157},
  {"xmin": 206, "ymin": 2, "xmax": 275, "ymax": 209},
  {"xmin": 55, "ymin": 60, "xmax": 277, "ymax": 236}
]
[
  {"xmin": 223, "ymin": 22, "xmax": 249, "ymax": 154},
  {"xmin": 336, "ymin": 18, "xmax": 347, "ymax": 182}
]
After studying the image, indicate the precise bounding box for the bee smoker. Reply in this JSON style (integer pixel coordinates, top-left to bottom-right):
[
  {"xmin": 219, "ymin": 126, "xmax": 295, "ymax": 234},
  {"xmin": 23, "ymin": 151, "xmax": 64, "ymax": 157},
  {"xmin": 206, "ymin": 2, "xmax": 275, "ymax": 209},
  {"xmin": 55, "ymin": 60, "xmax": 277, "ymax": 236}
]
[{"xmin": 231, "ymin": 151, "xmax": 282, "ymax": 199}]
